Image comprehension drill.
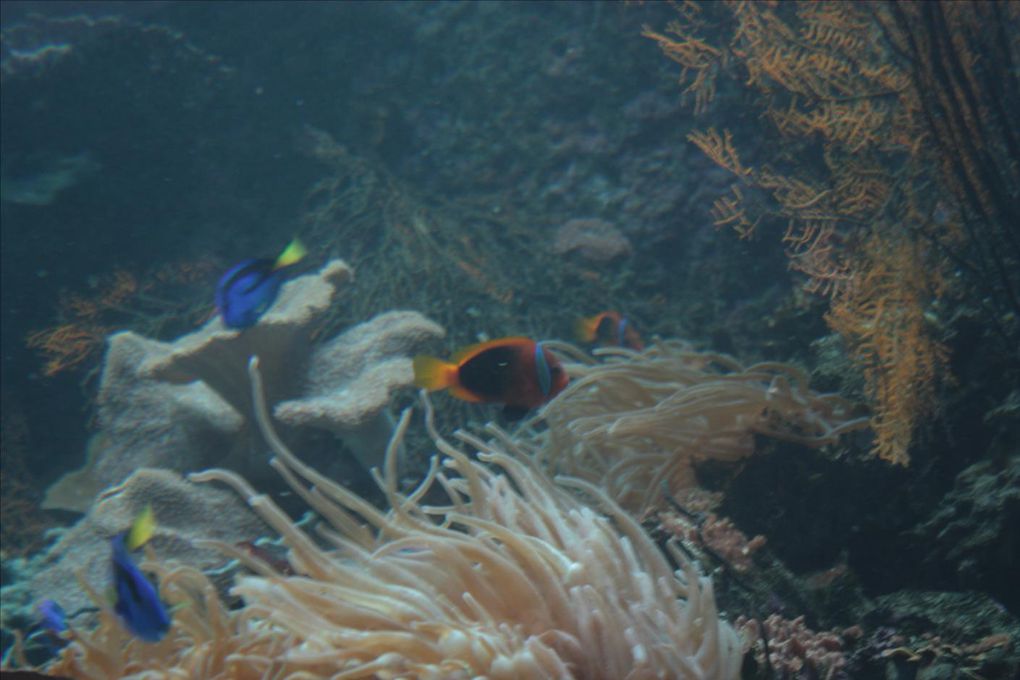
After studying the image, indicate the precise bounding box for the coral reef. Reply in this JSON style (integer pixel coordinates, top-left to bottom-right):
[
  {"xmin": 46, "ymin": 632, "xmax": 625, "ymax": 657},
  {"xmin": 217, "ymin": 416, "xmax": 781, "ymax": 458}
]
[
  {"xmin": 141, "ymin": 259, "xmax": 354, "ymax": 421},
  {"xmin": 42, "ymin": 331, "xmax": 243, "ymax": 513},
  {"xmin": 4, "ymin": 4, "xmax": 1018, "ymax": 678},
  {"xmin": 42, "ymin": 260, "xmax": 442, "ymax": 511},
  {"xmin": 23, "ymin": 359, "xmax": 743, "ymax": 679},
  {"xmin": 0, "ymin": 13, "xmax": 231, "ymax": 83},
  {"xmin": 823, "ymin": 230, "xmax": 950, "ymax": 466},
  {"xmin": 849, "ymin": 590, "xmax": 1019, "ymax": 679},
  {"xmin": 736, "ymin": 614, "xmax": 855, "ymax": 680},
  {"xmin": 274, "ymin": 310, "xmax": 445, "ymax": 469},
  {"xmin": 25, "ymin": 261, "xmax": 219, "ymax": 380},
  {"xmin": 657, "ymin": 506, "xmax": 766, "ymax": 574},
  {"xmin": 911, "ymin": 455, "xmax": 1020, "ymax": 612},
  {"xmin": 1, "ymin": 401, "xmax": 60, "ymax": 557},
  {"xmin": 1, "ymin": 153, "xmax": 100, "ymax": 208},
  {"xmin": 647, "ymin": 1, "xmax": 1020, "ymax": 464},
  {"xmin": 4, "ymin": 468, "xmax": 267, "ymax": 638},
  {"xmin": 552, "ymin": 217, "xmax": 633, "ymax": 263}
]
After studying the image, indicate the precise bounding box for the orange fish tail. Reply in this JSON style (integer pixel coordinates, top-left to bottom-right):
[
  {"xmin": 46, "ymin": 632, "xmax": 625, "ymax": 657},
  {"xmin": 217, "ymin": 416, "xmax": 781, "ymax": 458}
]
[
  {"xmin": 413, "ymin": 355, "xmax": 458, "ymax": 391},
  {"xmin": 575, "ymin": 315, "xmax": 602, "ymax": 343}
]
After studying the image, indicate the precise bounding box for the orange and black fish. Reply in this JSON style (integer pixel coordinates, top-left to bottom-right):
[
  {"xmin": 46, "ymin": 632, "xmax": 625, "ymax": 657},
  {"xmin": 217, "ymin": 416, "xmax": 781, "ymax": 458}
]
[
  {"xmin": 576, "ymin": 311, "xmax": 644, "ymax": 350},
  {"xmin": 413, "ymin": 337, "xmax": 569, "ymax": 420}
]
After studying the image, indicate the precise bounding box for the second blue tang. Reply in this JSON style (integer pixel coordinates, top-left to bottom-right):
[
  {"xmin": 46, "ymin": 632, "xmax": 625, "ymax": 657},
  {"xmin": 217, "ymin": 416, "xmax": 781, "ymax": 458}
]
[{"xmin": 215, "ymin": 239, "xmax": 307, "ymax": 329}]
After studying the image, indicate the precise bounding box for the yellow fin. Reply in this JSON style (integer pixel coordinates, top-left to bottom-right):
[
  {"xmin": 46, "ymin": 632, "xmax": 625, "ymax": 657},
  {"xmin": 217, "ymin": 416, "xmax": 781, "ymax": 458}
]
[
  {"xmin": 413, "ymin": 355, "xmax": 456, "ymax": 391},
  {"xmin": 575, "ymin": 315, "xmax": 601, "ymax": 342},
  {"xmin": 274, "ymin": 238, "xmax": 307, "ymax": 270},
  {"xmin": 126, "ymin": 505, "xmax": 156, "ymax": 551}
]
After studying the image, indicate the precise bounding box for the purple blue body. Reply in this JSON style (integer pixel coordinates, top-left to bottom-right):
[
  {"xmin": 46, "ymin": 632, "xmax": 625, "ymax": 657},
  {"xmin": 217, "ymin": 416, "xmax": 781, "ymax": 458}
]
[
  {"xmin": 111, "ymin": 533, "xmax": 171, "ymax": 642},
  {"xmin": 36, "ymin": 599, "xmax": 67, "ymax": 634},
  {"xmin": 215, "ymin": 259, "xmax": 285, "ymax": 329}
]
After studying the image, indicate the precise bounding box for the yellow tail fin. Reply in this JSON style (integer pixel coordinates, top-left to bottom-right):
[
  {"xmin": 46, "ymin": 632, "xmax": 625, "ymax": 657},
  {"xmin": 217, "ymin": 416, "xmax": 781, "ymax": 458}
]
[
  {"xmin": 126, "ymin": 505, "xmax": 156, "ymax": 551},
  {"xmin": 575, "ymin": 314, "xmax": 601, "ymax": 343},
  {"xmin": 413, "ymin": 355, "xmax": 457, "ymax": 391},
  {"xmin": 274, "ymin": 238, "xmax": 307, "ymax": 270}
]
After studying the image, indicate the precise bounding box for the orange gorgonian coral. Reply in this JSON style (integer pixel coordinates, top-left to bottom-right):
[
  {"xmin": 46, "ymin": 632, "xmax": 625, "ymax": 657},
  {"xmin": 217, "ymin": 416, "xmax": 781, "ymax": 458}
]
[
  {"xmin": 825, "ymin": 230, "xmax": 950, "ymax": 465},
  {"xmin": 647, "ymin": 1, "xmax": 1019, "ymax": 463}
]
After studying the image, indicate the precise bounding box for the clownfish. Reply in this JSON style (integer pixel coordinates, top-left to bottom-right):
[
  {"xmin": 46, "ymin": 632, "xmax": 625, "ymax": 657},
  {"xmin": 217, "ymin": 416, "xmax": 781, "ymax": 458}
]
[
  {"xmin": 215, "ymin": 238, "xmax": 307, "ymax": 329},
  {"xmin": 413, "ymin": 337, "xmax": 569, "ymax": 420},
  {"xmin": 576, "ymin": 311, "xmax": 644, "ymax": 350}
]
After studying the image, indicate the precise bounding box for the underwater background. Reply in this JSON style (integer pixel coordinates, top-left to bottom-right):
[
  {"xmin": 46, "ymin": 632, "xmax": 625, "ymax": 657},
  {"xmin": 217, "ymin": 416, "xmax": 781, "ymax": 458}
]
[{"xmin": 1, "ymin": 1, "xmax": 1018, "ymax": 678}]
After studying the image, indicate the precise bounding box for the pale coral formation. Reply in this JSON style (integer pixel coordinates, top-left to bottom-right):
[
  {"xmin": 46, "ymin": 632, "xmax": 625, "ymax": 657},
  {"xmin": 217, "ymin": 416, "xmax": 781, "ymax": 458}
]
[
  {"xmin": 42, "ymin": 261, "xmax": 444, "ymax": 510},
  {"xmin": 274, "ymin": 310, "xmax": 444, "ymax": 469},
  {"xmin": 141, "ymin": 259, "xmax": 355, "ymax": 420},
  {"xmin": 18, "ymin": 468, "xmax": 267, "ymax": 630},
  {"xmin": 552, "ymin": 217, "xmax": 632, "ymax": 262},
  {"xmin": 43, "ymin": 331, "xmax": 243, "ymax": 513},
  {"xmin": 31, "ymin": 358, "xmax": 744, "ymax": 679}
]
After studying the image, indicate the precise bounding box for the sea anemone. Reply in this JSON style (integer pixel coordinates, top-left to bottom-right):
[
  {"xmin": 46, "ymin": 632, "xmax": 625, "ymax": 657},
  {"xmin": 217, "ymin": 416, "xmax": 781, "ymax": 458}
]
[
  {"xmin": 29, "ymin": 356, "xmax": 743, "ymax": 679},
  {"xmin": 531, "ymin": 340, "xmax": 869, "ymax": 514}
]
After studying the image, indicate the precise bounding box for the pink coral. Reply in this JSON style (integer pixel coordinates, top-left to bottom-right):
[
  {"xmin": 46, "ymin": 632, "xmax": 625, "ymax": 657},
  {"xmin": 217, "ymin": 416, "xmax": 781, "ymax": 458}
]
[
  {"xmin": 737, "ymin": 614, "xmax": 857, "ymax": 679},
  {"xmin": 657, "ymin": 508, "xmax": 766, "ymax": 573}
]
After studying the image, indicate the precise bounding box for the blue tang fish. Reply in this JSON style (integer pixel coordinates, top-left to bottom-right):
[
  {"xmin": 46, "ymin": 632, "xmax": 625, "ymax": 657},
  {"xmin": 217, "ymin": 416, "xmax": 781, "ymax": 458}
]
[
  {"xmin": 111, "ymin": 507, "xmax": 171, "ymax": 642},
  {"xmin": 36, "ymin": 599, "xmax": 68, "ymax": 634},
  {"xmin": 215, "ymin": 239, "xmax": 307, "ymax": 329},
  {"xmin": 29, "ymin": 598, "xmax": 71, "ymax": 657}
]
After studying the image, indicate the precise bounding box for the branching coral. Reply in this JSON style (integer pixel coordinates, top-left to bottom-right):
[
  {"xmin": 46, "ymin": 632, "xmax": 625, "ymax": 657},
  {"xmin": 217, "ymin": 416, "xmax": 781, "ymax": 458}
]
[
  {"xmin": 825, "ymin": 230, "xmax": 950, "ymax": 465},
  {"xmin": 30, "ymin": 356, "xmax": 744, "ymax": 679},
  {"xmin": 25, "ymin": 260, "xmax": 218, "ymax": 379},
  {"xmin": 647, "ymin": 1, "xmax": 1020, "ymax": 464},
  {"xmin": 528, "ymin": 341, "xmax": 867, "ymax": 515}
]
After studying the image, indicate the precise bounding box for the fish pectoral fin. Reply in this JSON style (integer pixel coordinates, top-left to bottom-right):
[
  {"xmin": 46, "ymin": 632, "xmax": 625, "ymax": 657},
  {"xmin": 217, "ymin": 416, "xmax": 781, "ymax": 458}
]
[{"xmin": 449, "ymin": 384, "xmax": 485, "ymax": 403}]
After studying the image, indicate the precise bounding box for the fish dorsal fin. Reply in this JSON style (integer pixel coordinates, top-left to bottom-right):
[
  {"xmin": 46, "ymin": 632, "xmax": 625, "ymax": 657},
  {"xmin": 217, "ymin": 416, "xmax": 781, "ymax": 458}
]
[{"xmin": 451, "ymin": 337, "xmax": 532, "ymax": 364}]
